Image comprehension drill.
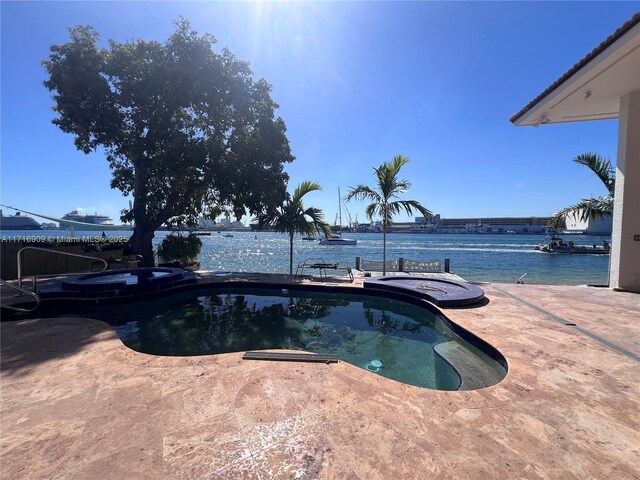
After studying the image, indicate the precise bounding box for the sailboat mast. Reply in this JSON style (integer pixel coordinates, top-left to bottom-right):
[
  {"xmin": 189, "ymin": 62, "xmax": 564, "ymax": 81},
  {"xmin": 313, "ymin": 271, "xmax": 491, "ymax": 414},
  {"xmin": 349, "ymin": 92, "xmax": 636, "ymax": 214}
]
[{"xmin": 338, "ymin": 188, "xmax": 342, "ymax": 237}]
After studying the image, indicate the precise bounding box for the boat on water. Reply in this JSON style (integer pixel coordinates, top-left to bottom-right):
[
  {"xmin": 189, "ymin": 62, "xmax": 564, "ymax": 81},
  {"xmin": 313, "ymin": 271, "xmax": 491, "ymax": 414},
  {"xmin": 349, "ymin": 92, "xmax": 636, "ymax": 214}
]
[
  {"xmin": 319, "ymin": 235, "xmax": 357, "ymax": 246},
  {"xmin": 61, "ymin": 210, "xmax": 114, "ymax": 229},
  {"xmin": 0, "ymin": 210, "xmax": 42, "ymax": 230},
  {"xmin": 319, "ymin": 188, "xmax": 357, "ymax": 246},
  {"xmin": 534, "ymin": 235, "xmax": 610, "ymax": 254}
]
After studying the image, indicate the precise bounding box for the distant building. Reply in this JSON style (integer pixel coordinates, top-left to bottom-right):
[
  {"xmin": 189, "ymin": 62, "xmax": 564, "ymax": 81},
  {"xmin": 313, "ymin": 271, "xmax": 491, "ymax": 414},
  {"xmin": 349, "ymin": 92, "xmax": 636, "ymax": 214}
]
[
  {"xmin": 413, "ymin": 215, "xmax": 559, "ymax": 234},
  {"xmin": 197, "ymin": 216, "xmax": 217, "ymax": 229},
  {"xmin": 564, "ymin": 213, "xmax": 612, "ymax": 235},
  {"xmin": 218, "ymin": 217, "xmax": 245, "ymax": 229}
]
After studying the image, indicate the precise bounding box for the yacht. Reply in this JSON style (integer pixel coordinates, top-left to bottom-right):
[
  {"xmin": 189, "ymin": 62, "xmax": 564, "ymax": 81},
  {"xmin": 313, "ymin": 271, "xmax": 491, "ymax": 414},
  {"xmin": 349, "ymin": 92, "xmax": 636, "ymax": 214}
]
[{"xmin": 319, "ymin": 235, "xmax": 357, "ymax": 246}]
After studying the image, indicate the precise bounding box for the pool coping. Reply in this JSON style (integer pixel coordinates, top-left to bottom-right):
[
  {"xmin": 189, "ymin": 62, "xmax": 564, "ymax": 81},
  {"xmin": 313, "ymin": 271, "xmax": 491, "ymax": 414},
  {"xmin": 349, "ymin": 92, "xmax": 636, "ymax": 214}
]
[{"xmin": 362, "ymin": 275, "xmax": 486, "ymax": 307}]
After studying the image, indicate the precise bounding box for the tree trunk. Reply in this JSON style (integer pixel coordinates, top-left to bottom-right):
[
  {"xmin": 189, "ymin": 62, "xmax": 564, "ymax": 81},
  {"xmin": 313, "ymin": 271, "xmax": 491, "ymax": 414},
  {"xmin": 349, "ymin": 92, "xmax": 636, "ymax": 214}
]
[
  {"xmin": 289, "ymin": 233, "xmax": 294, "ymax": 275},
  {"xmin": 130, "ymin": 161, "xmax": 156, "ymax": 267},
  {"xmin": 382, "ymin": 225, "xmax": 387, "ymax": 276},
  {"xmin": 130, "ymin": 229, "xmax": 155, "ymax": 267}
]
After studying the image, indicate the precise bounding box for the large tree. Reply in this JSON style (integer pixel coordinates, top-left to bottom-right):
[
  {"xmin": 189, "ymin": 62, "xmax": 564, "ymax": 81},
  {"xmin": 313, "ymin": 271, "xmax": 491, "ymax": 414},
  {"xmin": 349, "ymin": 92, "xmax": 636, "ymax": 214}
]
[
  {"xmin": 257, "ymin": 181, "xmax": 331, "ymax": 274},
  {"xmin": 346, "ymin": 155, "xmax": 432, "ymax": 275},
  {"xmin": 43, "ymin": 20, "xmax": 293, "ymax": 265},
  {"xmin": 549, "ymin": 153, "xmax": 615, "ymax": 228}
]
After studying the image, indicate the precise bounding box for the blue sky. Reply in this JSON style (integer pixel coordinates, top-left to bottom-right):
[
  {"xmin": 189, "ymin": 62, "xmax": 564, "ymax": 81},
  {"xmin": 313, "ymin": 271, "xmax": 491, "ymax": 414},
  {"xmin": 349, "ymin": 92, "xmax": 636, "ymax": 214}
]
[{"xmin": 1, "ymin": 2, "xmax": 637, "ymax": 226}]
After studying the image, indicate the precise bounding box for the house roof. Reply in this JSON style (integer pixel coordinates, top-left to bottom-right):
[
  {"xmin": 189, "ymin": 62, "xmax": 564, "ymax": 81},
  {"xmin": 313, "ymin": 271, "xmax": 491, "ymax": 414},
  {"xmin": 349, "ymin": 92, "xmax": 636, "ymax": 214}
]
[{"xmin": 511, "ymin": 12, "xmax": 640, "ymax": 126}]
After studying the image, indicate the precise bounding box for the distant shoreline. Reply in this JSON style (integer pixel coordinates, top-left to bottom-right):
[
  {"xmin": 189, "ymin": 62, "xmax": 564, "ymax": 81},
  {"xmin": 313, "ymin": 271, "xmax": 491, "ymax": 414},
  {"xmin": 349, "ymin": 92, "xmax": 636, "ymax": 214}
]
[{"xmin": 0, "ymin": 228, "xmax": 611, "ymax": 237}]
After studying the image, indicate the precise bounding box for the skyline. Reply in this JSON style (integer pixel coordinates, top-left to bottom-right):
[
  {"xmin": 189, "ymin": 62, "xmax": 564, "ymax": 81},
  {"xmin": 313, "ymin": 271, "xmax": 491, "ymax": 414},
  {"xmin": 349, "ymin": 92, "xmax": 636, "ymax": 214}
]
[{"xmin": 1, "ymin": 2, "xmax": 637, "ymax": 226}]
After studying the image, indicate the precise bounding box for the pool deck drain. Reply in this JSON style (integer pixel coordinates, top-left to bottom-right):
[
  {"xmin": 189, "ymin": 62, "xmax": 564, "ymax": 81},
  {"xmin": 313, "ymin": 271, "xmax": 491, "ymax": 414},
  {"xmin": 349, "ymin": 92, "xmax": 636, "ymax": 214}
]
[{"xmin": 2, "ymin": 278, "xmax": 639, "ymax": 479}]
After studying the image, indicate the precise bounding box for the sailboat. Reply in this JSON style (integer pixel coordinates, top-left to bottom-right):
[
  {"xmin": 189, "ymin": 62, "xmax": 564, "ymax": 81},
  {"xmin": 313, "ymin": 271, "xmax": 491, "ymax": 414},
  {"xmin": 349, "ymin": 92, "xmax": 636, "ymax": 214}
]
[{"xmin": 319, "ymin": 188, "xmax": 357, "ymax": 245}]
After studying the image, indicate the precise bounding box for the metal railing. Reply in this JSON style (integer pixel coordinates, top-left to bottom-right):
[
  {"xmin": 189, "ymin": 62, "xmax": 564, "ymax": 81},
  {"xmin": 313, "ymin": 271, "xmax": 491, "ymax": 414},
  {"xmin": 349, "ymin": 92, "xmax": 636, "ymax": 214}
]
[
  {"xmin": 1, "ymin": 279, "xmax": 41, "ymax": 313},
  {"xmin": 17, "ymin": 246, "xmax": 108, "ymax": 291},
  {"xmin": 356, "ymin": 256, "xmax": 449, "ymax": 273}
]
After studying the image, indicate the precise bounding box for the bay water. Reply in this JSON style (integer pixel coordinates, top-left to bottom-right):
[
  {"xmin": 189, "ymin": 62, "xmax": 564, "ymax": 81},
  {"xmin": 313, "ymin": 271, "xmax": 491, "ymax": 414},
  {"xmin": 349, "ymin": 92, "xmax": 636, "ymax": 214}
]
[{"xmin": 2, "ymin": 230, "xmax": 611, "ymax": 285}]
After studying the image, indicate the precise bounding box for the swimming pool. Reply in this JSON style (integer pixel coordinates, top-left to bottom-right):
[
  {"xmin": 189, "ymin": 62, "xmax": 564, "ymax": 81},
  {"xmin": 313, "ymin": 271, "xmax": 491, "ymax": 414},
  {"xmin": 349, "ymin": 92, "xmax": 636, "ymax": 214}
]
[
  {"xmin": 92, "ymin": 286, "xmax": 506, "ymax": 391},
  {"xmin": 38, "ymin": 267, "xmax": 197, "ymax": 299}
]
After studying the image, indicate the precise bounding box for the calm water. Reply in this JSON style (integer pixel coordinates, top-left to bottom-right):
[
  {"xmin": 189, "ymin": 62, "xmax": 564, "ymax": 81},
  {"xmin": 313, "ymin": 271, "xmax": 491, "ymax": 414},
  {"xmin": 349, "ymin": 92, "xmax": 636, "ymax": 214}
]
[
  {"xmin": 1, "ymin": 230, "xmax": 611, "ymax": 285},
  {"xmin": 91, "ymin": 287, "xmax": 505, "ymax": 390}
]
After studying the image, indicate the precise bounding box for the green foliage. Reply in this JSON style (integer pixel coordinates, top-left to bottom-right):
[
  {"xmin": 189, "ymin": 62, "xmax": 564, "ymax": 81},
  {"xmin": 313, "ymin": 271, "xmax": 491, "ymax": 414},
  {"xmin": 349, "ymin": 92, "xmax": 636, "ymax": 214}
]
[
  {"xmin": 256, "ymin": 181, "xmax": 331, "ymax": 274},
  {"xmin": 346, "ymin": 155, "xmax": 432, "ymax": 229},
  {"xmin": 346, "ymin": 155, "xmax": 432, "ymax": 275},
  {"xmin": 549, "ymin": 153, "xmax": 615, "ymax": 228},
  {"xmin": 81, "ymin": 240, "xmax": 130, "ymax": 253},
  {"xmin": 156, "ymin": 234, "xmax": 202, "ymax": 264},
  {"xmin": 43, "ymin": 19, "xmax": 294, "ymax": 265}
]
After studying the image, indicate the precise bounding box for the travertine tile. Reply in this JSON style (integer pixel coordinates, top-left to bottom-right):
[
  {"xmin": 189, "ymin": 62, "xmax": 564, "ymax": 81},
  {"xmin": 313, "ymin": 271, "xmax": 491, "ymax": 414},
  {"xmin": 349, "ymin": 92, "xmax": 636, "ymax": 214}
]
[{"xmin": 1, "ymin": 281, "xmax": 639, "ymax": 479}]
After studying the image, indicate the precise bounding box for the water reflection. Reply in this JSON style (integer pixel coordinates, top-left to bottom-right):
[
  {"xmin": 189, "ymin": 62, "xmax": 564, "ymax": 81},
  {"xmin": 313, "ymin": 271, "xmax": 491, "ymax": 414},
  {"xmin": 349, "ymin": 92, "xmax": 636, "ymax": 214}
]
[
  {"xmin": 94, "ymin": 288, "xmax": 497, "ymax": 389},
  {"xmin": 107, "ymin": 289, "xmax": 441, "ymax": 358}
]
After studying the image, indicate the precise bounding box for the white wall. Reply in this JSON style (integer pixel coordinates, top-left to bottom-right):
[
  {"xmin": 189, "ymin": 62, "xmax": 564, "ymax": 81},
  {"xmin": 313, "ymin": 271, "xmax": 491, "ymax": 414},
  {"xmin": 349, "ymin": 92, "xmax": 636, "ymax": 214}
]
[
  {"xmin": 610, "ymin": 91, "xmax": 640, "ymax": 292},
  {"xmin": 564, "ymin": 213, "xmax": 613, "ymax": 235}
]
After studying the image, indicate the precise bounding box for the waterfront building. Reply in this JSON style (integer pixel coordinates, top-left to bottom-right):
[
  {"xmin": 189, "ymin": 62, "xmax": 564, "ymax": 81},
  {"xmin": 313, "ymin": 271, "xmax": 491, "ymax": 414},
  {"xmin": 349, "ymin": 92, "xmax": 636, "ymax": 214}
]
[
  {"xmin": 218, "ymin": 217, "xmax": 246, "ymax": 230},
  {"xmin": 510, "ymin": 12, "xmax": 639, "ymax": 291},
  {"xmin": 414, "ymin": 215, "xmax": 558, "ymax": 234},
  {"xmin": 197, "ymin": 216, "xmax": 217, "ymax": 229},
  {"xmin": 564, "ymin": 213, "xmax": 612, "ymax": 235}
]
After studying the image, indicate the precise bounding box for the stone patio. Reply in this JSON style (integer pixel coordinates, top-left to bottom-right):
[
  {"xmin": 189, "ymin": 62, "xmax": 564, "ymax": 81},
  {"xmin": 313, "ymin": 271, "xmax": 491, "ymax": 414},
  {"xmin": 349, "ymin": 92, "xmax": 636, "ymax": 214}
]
[{"xmin": 1, "ymin": 278, "xmax": 639, "ymax": 479}]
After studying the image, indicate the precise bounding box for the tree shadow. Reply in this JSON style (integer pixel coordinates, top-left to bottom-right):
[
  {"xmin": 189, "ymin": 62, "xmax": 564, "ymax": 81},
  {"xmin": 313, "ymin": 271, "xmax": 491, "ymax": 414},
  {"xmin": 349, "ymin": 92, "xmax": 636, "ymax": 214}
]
[{"xmin": 1, "ymin": 316, "xmax": 112, "ymax": 379}]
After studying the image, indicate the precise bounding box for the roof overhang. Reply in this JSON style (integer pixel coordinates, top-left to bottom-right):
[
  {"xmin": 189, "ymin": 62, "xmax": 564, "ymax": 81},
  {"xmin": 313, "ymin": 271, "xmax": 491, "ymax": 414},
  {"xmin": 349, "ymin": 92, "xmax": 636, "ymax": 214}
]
[{"xmin": 511, "ymin": 13, "xmax": 640, "ymax": 127}]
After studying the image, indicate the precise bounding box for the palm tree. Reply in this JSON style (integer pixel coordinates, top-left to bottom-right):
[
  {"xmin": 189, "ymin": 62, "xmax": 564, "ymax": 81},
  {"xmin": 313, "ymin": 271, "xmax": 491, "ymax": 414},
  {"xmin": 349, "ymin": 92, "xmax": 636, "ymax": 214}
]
[
  {"xmin": 345, "ymin": 155, "xmax": 432, "ymax": 275},
  {"xmin": 257, "ymin": 181, "xmax": 332, "ymax": 274},
  {"xmin": 549, "ymin": 153, "xmax": 615, "ymax": 228}
]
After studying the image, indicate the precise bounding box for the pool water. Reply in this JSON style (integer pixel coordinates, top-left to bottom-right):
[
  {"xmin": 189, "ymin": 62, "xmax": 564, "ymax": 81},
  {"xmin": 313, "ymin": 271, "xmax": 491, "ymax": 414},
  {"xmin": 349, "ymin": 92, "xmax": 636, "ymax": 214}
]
[{"xmin": 94, "ymin": 288, "xmax": 503, "ymax": 390}]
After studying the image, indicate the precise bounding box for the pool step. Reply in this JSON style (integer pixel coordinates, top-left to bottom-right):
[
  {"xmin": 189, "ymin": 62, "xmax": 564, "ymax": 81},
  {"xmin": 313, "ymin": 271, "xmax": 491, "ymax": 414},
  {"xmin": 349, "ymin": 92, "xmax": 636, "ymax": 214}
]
[
  {"xmin": 242, "ymin": 351, "xmax": 338, "ymax": 363},
  {"xmin": 434, "ymin": 341, "xmax": 504, "ymax": 390}
]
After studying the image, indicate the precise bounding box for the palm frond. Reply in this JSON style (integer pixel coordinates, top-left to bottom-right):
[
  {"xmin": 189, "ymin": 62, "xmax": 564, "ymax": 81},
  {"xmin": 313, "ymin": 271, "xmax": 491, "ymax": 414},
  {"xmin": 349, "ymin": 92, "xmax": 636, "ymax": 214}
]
[
  {"xmin": 346, "ymin": 155, "xmax": 430, "ymax": 227},
  {"xmin": 345, "ymin": 185, "xmax": 380, "ymax": 203},
  {"xmin": 573, "ymin": 153, "xmax": 615, "ymax": 196},
  {"xmin": 389, "ymin": 155, "xmax": 410, "ymax": 176},
  {"xmin": 257, "ymin": 182, "xmax": 329, "ymax": 235},
  {"xmin": 549, "ymin": 196, "xmax": 613, "ymax": 227},
  {"xmin": 551, "ymin": 152, "xmax": 615, "ymax": 228},
  {"xmin": 364, "ymin": 203, "xmax": 379, "ymax": 221},
  {"xmin": 293, "ymin": 181, "xmax": 322, "ymax": 203},
  {"xmin": 395, "ymin": 200, "xmax": 432, "ymax": 218},
  {"xmin": 257, "ymin": 180, "xmax": 329, "ymax": 274},
  {"xmin": 303, "ymin": 206, "xmax": 331, "ymax": 236}
]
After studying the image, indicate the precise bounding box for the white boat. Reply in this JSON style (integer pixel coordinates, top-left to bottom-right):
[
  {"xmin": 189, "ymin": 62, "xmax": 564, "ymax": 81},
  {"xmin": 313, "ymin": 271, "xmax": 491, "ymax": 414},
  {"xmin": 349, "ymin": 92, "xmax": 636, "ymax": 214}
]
[
  {"xmin": 61, "ymin": 210, "xmax": 114, "ymax": 229},
  {"xmin": 319, "ymin": 235, "xmax": 357, "ymax": 246},
  {"xmin": 319, "ymin": 188, "xmax": 357, "ymax": 246}
]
